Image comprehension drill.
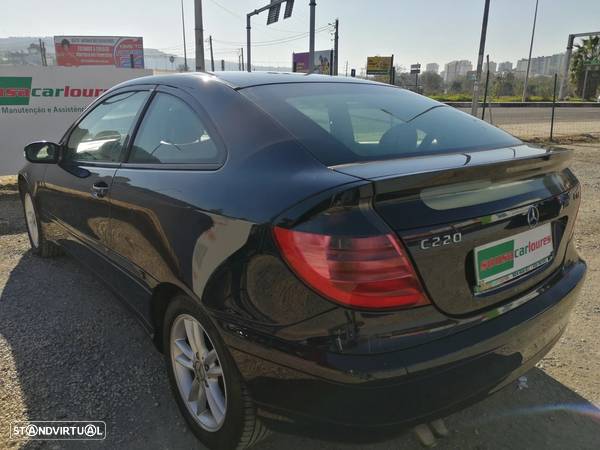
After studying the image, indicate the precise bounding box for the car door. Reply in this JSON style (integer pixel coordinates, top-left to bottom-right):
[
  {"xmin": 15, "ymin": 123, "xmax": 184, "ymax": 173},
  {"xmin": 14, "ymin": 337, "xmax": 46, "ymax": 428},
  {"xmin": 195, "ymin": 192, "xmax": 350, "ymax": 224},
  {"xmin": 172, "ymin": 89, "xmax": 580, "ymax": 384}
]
[
  {"xmin": 107, "ymin": 86, "xmax": 228, "ymax": 324},
  {"xmin": 39, "ymin": 88, "xmax": 151, "ymax": 274}
]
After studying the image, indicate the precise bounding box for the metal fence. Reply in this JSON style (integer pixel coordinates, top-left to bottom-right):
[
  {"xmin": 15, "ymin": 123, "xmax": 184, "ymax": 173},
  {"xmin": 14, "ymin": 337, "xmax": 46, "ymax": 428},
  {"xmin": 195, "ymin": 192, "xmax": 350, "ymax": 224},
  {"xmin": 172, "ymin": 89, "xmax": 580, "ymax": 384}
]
[{"xmin": 454, "ymin": 104, "xmax": 600, "ymax": 141}]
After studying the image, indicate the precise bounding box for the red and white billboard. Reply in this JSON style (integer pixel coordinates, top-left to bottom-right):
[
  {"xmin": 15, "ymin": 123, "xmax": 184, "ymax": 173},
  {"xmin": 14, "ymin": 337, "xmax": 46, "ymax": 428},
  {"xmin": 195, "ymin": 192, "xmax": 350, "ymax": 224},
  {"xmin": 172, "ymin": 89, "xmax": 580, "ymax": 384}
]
[{"xmin": 54, "ymin": 36, "xmax": 144, "ymax": 68}]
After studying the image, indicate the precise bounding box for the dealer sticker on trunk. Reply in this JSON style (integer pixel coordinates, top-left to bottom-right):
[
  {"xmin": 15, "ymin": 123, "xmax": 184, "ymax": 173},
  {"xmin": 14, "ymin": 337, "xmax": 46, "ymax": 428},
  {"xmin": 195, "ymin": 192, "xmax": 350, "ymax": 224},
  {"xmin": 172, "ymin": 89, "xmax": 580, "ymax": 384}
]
[{"xmin": 474, "ymin": 223, "xmax": 553, "ymax": 293}]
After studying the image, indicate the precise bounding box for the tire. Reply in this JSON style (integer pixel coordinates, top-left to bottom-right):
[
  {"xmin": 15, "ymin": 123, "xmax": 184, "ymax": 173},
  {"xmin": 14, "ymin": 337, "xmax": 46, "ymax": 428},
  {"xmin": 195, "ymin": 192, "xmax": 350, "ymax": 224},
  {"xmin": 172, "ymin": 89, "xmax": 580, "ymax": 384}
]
[
  {"xmin": 163, "ymin": 295, "xmax": 269, "ymax": 450},
  {"xmin": 22, "ymin": 190, "xmax": 62, "ymax": 258}
]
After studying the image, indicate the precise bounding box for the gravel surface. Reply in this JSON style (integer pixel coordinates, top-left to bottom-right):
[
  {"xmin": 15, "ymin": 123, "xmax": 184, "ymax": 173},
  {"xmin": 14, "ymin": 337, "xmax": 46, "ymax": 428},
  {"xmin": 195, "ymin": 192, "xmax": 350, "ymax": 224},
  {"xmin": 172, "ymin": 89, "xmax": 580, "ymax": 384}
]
[{"xmin": 1, "ymin": 145, "xmax": 599, "ymax": 449}]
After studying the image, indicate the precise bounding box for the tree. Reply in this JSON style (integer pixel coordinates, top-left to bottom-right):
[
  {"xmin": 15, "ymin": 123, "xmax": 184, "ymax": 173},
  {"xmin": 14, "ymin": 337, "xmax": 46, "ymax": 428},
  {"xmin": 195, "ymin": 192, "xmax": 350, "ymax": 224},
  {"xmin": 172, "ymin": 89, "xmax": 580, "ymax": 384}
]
[
  {"xmin": 394, "ymin": 71, "xmax": 416, "ymax": 90},
  {"xmin": 420, "ymin": 72, "xmax": 444, "ymax": 94},
  {"xmin": 492, "ymin": 72, "xmax": 517, "ymax": 97},
  {"xmin": 570, "ymin": 36, "xmax": 600, "ymax": 99},
  {"xmin": 449, "ymin": 78, "xmax": 465, "ymax": 94},
  {"xmin": 527, "ymin": 76, "xmax": 556, "ymax": 99}
]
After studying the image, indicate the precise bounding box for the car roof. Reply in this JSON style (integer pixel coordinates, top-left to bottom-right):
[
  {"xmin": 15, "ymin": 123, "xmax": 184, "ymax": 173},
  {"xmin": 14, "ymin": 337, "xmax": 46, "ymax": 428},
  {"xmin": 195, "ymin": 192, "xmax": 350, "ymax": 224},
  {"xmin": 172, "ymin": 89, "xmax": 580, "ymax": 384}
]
[{"xmin": 116, "ymin": 71, "xmax": 379, "ymax": 90}]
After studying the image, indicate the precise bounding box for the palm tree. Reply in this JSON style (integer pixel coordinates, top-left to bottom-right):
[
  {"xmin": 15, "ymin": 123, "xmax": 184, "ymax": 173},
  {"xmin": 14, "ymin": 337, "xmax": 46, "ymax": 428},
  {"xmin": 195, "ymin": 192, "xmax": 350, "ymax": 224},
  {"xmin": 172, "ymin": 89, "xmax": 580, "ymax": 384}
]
[{"xmin": 570, "ymin": 36, "xmax": 600, "ymax": 100}]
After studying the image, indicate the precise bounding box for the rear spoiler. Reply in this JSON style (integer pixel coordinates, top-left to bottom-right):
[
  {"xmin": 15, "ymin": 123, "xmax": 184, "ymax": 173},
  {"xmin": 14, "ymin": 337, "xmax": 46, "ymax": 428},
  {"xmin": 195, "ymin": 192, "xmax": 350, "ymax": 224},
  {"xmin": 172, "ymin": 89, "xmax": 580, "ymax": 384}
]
[{"xmin": 331, "ymin": 145, "xmax": 572, "ymax": 195}]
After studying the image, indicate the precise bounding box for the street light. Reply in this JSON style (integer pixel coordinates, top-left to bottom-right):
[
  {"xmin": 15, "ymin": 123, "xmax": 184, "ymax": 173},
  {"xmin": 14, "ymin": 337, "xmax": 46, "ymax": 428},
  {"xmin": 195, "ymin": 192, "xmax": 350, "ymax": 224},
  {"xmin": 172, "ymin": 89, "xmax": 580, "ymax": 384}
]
[
  {"xmin": 471, "ymin": 0, "xmax": 491, "ymax": 117},
  {"xmin": 181, "ymin": 0, "xmax": 189, "ymax": 71},
  {"xmin": 522, "ymin": 0, "xmax": 539, "ymax": 102}
]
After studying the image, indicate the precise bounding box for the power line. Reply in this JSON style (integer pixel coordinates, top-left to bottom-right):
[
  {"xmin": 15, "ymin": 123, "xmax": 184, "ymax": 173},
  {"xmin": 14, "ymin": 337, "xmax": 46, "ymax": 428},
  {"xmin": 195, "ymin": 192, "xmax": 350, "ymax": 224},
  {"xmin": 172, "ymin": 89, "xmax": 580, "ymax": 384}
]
[
  {"xmin": 206, "ymin": 0, "xmax": 309, "ymax": 33},
  {"xmin": 153, "ymin": 24, "xmax": 332, "ymax": 57},
  {"xmin": 252, "ymin": 29, "xmax": 331, "ymax": 47},
  {"xmin": 213, "ymin": 24, "xmax": 331, "ymax": 46},
  {"xmin": 206, "ymin": 0, "xmax": 240, "ymax": 18},
  {"xmin": 213, "ymin": 26, "xmax": 329, "ymax": 45}
]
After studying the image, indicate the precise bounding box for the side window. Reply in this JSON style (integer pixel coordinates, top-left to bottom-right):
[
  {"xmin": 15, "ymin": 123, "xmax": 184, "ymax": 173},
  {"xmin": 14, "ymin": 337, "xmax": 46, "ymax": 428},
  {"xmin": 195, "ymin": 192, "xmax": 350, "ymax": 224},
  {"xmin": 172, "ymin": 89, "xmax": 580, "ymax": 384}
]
[
  {"xmin": 129, "ymin": 93, "xmax": 220, "ymax": 164},
  {"xmin": 65, "ymin": 91, "xmax": 149, "ymax": 163}
]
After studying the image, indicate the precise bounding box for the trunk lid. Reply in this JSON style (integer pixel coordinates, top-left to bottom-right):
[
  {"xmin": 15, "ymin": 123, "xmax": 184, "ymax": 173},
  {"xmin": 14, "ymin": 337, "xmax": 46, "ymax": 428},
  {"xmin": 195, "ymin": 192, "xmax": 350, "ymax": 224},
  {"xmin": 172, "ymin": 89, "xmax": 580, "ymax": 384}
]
[{"xmin": 332, "ymin": 144, "xmax": 580, "ymax": 316}]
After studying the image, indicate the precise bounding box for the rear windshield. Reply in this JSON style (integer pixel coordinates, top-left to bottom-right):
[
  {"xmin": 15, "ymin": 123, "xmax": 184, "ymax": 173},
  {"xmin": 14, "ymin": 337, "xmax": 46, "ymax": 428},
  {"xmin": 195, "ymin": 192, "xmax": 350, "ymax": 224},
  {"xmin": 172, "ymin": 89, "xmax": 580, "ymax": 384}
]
[{"xmin": 242, "ymin": 83, "xmax": 522, "ymax": 166}]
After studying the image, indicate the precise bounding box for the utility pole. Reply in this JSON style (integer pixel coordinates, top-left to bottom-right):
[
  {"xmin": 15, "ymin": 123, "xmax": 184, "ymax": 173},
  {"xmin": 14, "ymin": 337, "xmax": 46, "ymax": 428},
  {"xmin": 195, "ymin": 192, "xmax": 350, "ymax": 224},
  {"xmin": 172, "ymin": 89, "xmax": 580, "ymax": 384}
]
[
  {"xmin": 309, "ymin": 0, "xmax": 316, "ymax": 72},
  {"xmin": 550, "ymin": 73, "xmax": 558, "ymax": 140},
  {"xmin": 181, "ymin": 0, "xmax": 189, "ymax": 71},
  {"xmin": 559, "ymin": 34, "xmax": 575, "ymax": 100},
  {"xmin": 581, "ymin": 67, "xmax": 590, "ymax": 99},
  {"xmin": 38, "ymin": 38, "xmax": 47, "ymax": 66},
  {"xmin": 471, "ymin": 0, "xmax": 491, "ymax": 116},
  {"xmin": 333, "ymin": 18, "xmax": 339, "ymax": 76},
  {"xmin": 522, "ymin": 0, "xmax": 539, "ymax": 102},
  {"xmin": 345, "ymin": 60, "xmax": 348, "ymax": 77},
  {"xmin": 194, "ymin": 0, "xmax": 205, "ymax": 71},
  {"xmin": 241, "ymin": 47, "xmax": 245, "ymax": 71},
  {"xmin": 246, "ymin": 13, "xmax": 252, "ymax": 72},
  {"xmin": 209, "ymin": 35, "xmax": 215, "ymax": 71},
  {"xmin": 482, "ymin": 54, "xmax": 491, "ymax": 120}
]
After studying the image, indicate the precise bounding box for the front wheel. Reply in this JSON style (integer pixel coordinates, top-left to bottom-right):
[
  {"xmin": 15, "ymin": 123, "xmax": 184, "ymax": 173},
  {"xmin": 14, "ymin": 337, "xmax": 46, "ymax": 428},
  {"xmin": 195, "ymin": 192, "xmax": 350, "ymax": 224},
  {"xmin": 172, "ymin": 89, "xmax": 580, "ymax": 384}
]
[
  {"xmin": 163, "ymin": 296, "xmax": 269, "ymax": 449},
  {"xmin": 22, "ymin": 191, "xmax": 62, "ymax": 257}
]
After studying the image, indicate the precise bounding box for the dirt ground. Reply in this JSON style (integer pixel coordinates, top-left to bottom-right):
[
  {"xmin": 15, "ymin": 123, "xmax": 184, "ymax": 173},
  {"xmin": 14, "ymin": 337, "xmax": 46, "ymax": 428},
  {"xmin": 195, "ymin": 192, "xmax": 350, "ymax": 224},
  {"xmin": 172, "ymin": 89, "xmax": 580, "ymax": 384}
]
[{"xmin": 0, "ymin": 143, "xmax": 599, "ymax": 449}]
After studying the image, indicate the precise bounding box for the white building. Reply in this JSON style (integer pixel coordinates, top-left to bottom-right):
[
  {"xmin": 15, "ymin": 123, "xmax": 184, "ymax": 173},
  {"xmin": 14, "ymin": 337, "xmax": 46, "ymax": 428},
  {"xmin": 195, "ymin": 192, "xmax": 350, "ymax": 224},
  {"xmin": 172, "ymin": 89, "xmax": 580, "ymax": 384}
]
[
  {"xmin": 497, "ymin": 61, "xmax": 513, "ymax": 73},
  {"xmin": 515, "ymin": 54, "xmax": 565, "ymax": 77},
  {"xmin": 483, "ymin": 61, "xmax": 497, "ymax": 74},
  {"xmin": 516, "ymin": 59, "xmax": 529, "ymax": 74},
  {"xmin": 425, "ymin": 63, "xmax": 439, "ymax": 73},
  {"xmin": 444, "ymin": 60, "xmax": 472, "ymax": 84}
]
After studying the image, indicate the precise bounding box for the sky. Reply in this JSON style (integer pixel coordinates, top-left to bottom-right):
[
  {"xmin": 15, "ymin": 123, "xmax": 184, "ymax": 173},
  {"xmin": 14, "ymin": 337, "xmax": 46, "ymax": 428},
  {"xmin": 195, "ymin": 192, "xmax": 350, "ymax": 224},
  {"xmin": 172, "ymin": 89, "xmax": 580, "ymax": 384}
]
[{"xmin": 1, "ymin": 0, "xmax": 599, "ymax": 71}]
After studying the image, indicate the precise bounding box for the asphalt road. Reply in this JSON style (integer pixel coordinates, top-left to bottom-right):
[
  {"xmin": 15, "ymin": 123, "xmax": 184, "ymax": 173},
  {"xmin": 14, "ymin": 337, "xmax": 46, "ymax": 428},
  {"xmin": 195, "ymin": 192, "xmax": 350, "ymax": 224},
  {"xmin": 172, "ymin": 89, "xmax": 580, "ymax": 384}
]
[{"xmin": 1, "ymin": 143, "xmax": 600, "ymax": 450}]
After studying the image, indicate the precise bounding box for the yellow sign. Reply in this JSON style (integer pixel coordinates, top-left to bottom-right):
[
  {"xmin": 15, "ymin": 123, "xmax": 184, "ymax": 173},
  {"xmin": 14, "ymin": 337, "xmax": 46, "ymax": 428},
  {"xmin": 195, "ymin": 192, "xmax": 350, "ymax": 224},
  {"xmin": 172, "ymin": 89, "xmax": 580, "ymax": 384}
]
[{"xmin": 367, "ymin": 56, "xmax": 393, "ymax": 75}]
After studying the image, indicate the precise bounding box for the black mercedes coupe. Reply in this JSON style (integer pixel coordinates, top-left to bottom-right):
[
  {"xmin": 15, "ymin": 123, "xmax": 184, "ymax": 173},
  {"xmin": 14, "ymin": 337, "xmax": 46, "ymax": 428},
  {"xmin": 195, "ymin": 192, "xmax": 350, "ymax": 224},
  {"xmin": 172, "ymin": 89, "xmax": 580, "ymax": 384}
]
[{"xmin": 18, "ymin": 72, "xmax": 586, "ymax": 449}]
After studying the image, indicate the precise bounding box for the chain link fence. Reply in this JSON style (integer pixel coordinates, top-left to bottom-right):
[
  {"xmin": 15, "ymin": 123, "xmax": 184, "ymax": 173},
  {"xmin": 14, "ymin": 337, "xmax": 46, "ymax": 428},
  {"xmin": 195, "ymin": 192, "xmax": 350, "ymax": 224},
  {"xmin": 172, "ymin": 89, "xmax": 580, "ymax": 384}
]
[{"xmin": 456, "ymin": 105, "xmax": 600, "ymax": 141}]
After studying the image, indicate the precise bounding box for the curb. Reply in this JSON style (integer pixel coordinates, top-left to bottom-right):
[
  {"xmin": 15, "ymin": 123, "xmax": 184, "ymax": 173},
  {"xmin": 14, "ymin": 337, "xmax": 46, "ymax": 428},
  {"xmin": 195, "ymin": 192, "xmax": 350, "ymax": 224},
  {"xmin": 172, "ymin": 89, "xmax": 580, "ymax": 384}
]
[{"xmin": 445, "ymin": 101, "xmax": 600, "ymax": 108}]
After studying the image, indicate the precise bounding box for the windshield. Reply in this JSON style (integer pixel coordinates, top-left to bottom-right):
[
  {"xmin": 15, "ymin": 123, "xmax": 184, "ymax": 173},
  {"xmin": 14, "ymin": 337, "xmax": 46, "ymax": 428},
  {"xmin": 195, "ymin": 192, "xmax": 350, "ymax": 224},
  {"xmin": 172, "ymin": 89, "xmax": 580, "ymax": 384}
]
[{"xmin": 242, "ymin": 83, "xmax": 522, "ymax": 166}]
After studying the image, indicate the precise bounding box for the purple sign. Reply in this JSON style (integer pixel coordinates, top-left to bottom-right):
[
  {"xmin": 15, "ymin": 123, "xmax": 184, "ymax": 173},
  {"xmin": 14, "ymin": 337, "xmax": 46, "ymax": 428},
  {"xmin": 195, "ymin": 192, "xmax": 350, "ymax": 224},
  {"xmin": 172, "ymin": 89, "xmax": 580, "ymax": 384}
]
[{"xmin": 292, "ymin": 50, "xmax": 332, "ymax": 74}]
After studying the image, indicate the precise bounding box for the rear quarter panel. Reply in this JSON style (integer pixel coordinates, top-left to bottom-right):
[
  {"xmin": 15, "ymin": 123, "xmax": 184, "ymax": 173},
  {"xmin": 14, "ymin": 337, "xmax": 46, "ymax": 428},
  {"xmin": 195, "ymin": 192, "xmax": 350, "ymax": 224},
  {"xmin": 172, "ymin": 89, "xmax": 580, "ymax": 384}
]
[{"xmin": 107, "ymin": 79, "xmax": 359, "ymax": 328}]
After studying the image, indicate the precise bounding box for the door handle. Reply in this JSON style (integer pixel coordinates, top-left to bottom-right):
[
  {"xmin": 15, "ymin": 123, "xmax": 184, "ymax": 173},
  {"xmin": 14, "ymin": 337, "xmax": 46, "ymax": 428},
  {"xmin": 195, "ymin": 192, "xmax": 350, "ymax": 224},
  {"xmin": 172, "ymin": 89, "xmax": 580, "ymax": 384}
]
[{"xmin": 91, "ymin": 182, "xmax": 109, "ymax": 198}]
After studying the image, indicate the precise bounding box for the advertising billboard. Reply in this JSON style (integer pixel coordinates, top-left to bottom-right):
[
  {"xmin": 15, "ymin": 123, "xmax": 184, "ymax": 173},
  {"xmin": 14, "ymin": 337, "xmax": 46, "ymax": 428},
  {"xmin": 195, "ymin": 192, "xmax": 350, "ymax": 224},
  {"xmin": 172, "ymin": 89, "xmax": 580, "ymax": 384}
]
[
  {"xmin": 54, "ymin": 36, "xmax": 144, "ymax": 68},
  {"xmin": 366, "ymin": 56, "xmax": 393, "ymax": 75},
  {"xmin": 292, "ymin": 50, "xmax": 333, "ymax": 74},
  {"xmin": 0, "ymin": 66, "xmax": 151, "ymax": 175}
]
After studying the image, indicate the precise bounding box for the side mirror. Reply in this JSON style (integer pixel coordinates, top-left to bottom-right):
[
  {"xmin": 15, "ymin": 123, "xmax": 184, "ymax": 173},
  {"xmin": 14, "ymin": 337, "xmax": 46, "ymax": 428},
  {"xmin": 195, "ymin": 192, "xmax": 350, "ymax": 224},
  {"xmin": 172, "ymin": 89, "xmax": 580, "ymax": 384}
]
[{"xmin": 24, "ymin": 141, "xmax": 60, "ymax": 164}]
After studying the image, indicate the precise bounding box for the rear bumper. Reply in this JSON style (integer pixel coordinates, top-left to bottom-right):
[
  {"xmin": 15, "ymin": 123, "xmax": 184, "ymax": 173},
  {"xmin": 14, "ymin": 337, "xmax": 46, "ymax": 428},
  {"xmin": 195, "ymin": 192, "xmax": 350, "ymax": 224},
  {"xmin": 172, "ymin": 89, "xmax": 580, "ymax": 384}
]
[{"xmin": 228, "ymin": 258, "xmax": 586, "ymax": 428}]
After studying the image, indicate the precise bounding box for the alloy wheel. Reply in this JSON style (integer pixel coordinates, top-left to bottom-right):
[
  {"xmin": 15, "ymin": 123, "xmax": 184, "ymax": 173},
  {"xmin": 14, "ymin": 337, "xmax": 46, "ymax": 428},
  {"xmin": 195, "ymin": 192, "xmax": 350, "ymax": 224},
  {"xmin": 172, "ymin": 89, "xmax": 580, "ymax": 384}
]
[{"xmin": 170, "ymin": 314, "xmax": 227, "ymax": 431}]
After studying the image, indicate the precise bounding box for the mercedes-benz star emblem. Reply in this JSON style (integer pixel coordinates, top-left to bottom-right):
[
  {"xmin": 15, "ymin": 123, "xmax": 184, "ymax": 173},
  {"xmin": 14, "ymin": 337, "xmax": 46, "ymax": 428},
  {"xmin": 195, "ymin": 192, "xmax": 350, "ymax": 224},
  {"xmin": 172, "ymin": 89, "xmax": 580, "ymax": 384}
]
[{"xmin": 527, "ymin": 205, "xmax": 540, "ymax": 228}]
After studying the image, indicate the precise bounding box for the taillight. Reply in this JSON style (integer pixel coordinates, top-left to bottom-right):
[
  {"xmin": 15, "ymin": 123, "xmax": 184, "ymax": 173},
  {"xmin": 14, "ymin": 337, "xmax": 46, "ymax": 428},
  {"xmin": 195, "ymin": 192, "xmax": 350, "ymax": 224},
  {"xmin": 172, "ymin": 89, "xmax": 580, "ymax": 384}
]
[{"xmin": 273, "ymin": 227, "xmax": 430, "ymax": 310}]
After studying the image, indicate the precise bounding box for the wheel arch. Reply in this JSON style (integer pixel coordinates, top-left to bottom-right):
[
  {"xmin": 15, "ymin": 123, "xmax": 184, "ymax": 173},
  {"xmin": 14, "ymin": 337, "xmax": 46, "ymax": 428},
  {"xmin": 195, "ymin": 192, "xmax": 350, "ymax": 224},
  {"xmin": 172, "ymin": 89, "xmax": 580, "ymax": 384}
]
[
  {"xmin": 17, "ymin": 174, "xmax": 28, "ymax": 198},
  {"xmin": 150, "ymin": 282, "xmax": 187, "ymax": 352}
]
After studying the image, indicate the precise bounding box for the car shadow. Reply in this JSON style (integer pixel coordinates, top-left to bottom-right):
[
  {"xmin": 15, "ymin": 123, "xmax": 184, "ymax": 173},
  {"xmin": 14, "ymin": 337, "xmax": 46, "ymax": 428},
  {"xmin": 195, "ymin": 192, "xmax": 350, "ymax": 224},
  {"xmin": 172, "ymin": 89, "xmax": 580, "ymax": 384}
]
[
  {"xmin": 0, "ymin": 223, "xmax": 599, "ymax": 449},
  {"xmin": 0, "ymin": 232, "xmax": 199, "ymax": 449},
  {"xmin": 259, "ymin": 368, "xmax": 600, "ymax": 449}
]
